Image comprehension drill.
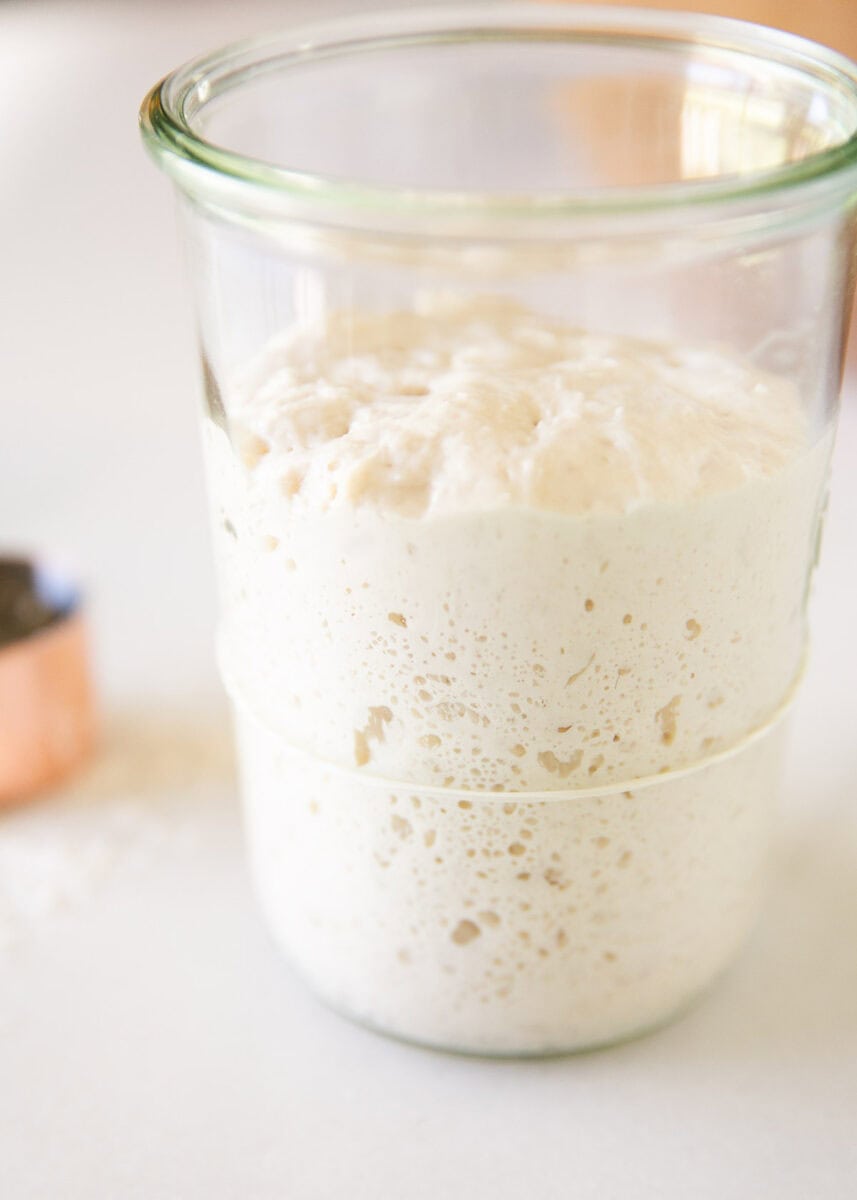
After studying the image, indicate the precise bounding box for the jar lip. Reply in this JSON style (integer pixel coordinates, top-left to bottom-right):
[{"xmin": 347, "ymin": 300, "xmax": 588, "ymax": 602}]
[{"xmin": 140, "ymin": 2, "xmax": 857, "ymax": 228}]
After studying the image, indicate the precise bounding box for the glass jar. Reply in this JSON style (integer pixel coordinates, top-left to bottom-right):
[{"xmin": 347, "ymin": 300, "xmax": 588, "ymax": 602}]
[{"xmin": 140, "ymin": 4, "xmax": 857, "ymax": 1055}]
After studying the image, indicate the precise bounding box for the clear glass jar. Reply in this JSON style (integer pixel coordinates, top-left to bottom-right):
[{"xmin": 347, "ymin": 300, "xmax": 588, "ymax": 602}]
[{"xmin": 140, "ymin": 4, "xmax": 857, "ymax": 1055}]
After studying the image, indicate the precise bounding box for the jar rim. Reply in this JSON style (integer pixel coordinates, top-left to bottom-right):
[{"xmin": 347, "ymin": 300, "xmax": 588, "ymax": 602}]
[{"xmin": 140, "ymin": 3, "xmax": 857, "ymax": 232}]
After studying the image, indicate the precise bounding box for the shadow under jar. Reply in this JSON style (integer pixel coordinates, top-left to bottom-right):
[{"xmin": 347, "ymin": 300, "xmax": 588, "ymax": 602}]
[{"xmin": 140, "ymin": 4, "xmax": 857, "ymax": 1055}]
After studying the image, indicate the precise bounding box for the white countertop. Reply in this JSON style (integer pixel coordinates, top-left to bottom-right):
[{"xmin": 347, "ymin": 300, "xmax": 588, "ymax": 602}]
[{"xmin": 1, "ymin": 2, "xmax": 855, "ymax": 1196}]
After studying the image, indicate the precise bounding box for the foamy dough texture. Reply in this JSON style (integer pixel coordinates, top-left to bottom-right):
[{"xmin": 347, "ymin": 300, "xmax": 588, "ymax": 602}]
[
  {"xmin": 239, "ymin": 708, "xmax": 787, "ymax": 1054},
  {"xmin": 231, "ymin": 294, "xmax": 804, "ymax": 518},
  {"xmin": 207, "ymin": 297, "xmax": 829, "ymax": 791},
  {"xmin": 209, "ymin": 298, "xmax": 831, "ymax": 1052}
]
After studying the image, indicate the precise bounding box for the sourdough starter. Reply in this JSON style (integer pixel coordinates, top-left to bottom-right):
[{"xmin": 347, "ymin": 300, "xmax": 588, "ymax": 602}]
[{"xmin": 204, "ymin": 297, "xmax": 830, "ymax": 1052}]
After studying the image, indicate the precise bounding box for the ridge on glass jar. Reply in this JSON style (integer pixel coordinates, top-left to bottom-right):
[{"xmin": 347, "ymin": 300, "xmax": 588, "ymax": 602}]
[{"xmin": 140, "ymin": 4, "xmax": 857, "ymax": 1055}]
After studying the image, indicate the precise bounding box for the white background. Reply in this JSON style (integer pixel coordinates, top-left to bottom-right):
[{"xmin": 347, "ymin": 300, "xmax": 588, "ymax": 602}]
[{"xmin": 0, "ymin": 2, "xmax": 855, "ymax": 1197}]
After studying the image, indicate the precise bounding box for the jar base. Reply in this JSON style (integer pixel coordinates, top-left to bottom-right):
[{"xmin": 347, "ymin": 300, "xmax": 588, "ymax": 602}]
[
  {"xmin": 236, "ymin": 699, "xmax": 782, "ymax": 1060},
  {"xmin": 265, "ymin": 926, "xmax": 738, "ymax": 1059}
]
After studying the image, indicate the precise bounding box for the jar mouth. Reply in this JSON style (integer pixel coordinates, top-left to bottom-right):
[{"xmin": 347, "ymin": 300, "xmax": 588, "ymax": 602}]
[{"xmin": 141, "ymin": 3, "xmax": 857, "ymax": 230}]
